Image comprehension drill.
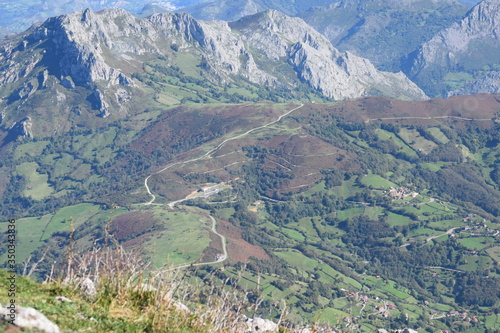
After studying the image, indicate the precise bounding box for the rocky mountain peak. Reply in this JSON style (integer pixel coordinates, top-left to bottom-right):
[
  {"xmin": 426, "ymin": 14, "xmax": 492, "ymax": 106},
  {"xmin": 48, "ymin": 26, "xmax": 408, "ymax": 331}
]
[
  {"xmin": 0, "ymin": 7, "xmax": 428, "ymax": 137},
  {"xmin": 231, "ymin": 9, "xmax": 427, "ymax": 100},
  {"xmin": 462, "ymin": 0, "xmax": 499, "ymax": 32},
  {"xmin": 405, "ymin": 0, "xmax": 500, "ymax": 96}
]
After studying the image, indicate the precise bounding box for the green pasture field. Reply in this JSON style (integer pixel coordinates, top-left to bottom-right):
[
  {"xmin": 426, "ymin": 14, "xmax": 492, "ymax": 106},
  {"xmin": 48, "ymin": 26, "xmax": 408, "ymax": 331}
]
[
  {"xmin": 141, "ymin": 207, "xmax": 212, "ymax": 267},
  {"xmin": 443, "ymin": 72, "xmax": 474, "ymax": 90},
  {"xmin": 376, "ymin": 129, "xmax": 417, "ymax": 158},
  {"xmin": 458, "ymin": 254, "xmax": 493, "ymax": 271},
  {"xmin": 0, "ymin": 203, "xmax": 102, "ymax": 264},
  {"xmin": 408, "ymin": 227, "xmax": 442, "ymax": 239},
  {"xmin": 486, "ymin": 246, "xmax": 500, "ymax": 263},
  {"xmin": 386, "ymin": 212, "xmax": 410, "ymax": 226},
  {"xmin": 421, "ymin": 162, "xmax": 443, "ymax": 172},
  {"xmin": 49, "ymin": 153, "xmax": 76, "ymax": 178},
  {"xmin": 304, "ymin": 181, "xmax": 326, "ymax": 195},
  {"xmin": 398, "ymin": 128, "xmax": 437, "ymax": 154},
  {"xmin": 311, "ymin": 307, "xmax": 351, "ymax": 326},
  {"xmin": 361, "ymin": 206, "xmax": 384, "ymax": 220},
  {"xmin": 40, "ymin": 203, "xmax": 102, "ymax": 241},
  {"xmin": 378, "ymin": 280, "xmax": 411, "ymax": 300},
  {"xmin": 429, "ymin": 302, "xmax": 454, "ymax": 312},
  {"xmin": 0, "ymin": 215, "xmax": 51, "ymax": 264},
  {"xmin": 427, "ymin": 219, "xmax": 464, "ymax": 230},
  {"xmin": 361, "ymin": 174, "xmax": 398, "ymax": 189},
  {"xmin": 274, "ymin": 250, "xmax": 318, "ymax": 271},
  {"xmin": 458, "ymin": 237, "xmax": 495, "ymax": 250},
  {"xmin": 401, "ymin": 303, "xmax": 423, "ymax": 319},
  {"xmin": 16, "ymin": 162, "xmax": 53, "ymax": 200},
  {"xmin": 297, "ymin": 218, "xmax": 321, "ymax": 241},
  {"xmin": 70, "ymin": 163, "xmax": 92, "ymax": 181},
  {"xmin": 327, "ymin": 179, "xmax": 361, "ymax": 198},
  {"xmin": 216, "ymin": 207, "xmax": 235, "ymax": 220},
  {"xmin": 156, "ymin": 93, "xmax": 180, "ymax": 106},
  {"xmin": 485, "ymin": 314, "xmax": 500, "ymax": 329},
  {"xmin": 72, "ymin": 127, "xmax": 117, "ymax": 155},
  {"xmin": 13, "ymin": 141, "xmax": 50, "ymax": 160},
  {"xmin": 280, "ymin": 227, "xmax": 306, "ymax": 242},
  {"xmin": 318, "ymin": 265, "xmax": 362, "ymax": 290},
  {"xmin": 336, "ymin": 207, "xmax": 364, "ymax": 220},
  {"xmin": 426, "ymin": 127, "xmax": 450, "ymax": 144}
]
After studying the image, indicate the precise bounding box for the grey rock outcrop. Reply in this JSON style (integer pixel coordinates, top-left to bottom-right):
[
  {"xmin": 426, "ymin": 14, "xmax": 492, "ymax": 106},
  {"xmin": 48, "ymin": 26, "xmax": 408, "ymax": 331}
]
[
  {"xmin": 0, "ymin": 5, "xmax": 427, "ymax": 129},
  {"xmin": 89, "ymin": 90, "xmax": 110, "ymax": 118},
  {"xmin": 449, "ymin": 71, "xmax": 500, "ymax": 96},
  {"xmin": 55, "ymin": 296, "xmax": 73, "ymax": 303},
  {"xmin": 9, "ymin": 116, "xmax": 33, "ymax": 138},
  {"xmin": 81, "ymin": 277, "xmax": 97, "ymax": 297},
  {"xmin": 245, "ymin": 317, "xmax": 279, "ymax": 333},
  {"xmin": 0, "ymin": 303, "xmax": 60, "ymax": 333},
  {"xmin": 60, "ymin": 76, "xmax": 75, "ymax": 89},
  {"xmin": 10, "ymin": 81, "xmax": 37, "ymax": 102}
]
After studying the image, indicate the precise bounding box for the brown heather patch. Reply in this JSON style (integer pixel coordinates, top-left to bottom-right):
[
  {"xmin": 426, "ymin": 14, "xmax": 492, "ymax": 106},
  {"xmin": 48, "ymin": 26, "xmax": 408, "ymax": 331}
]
[
  {"xmin": 110, "ymin": 210, "xmax": 158, "ymax": 241},
  {"xmin": 217, "ymin": 219, "xmax": 270, "ymax": 263},
  {"xmin": 130, "ymin": 103, "xmax": 288, "ymax": 157},
  {"xmin": 304, "ymin": 94, "xmax": 500, "ymax": 126},
  {"xmin": 121, "ymin": 231, "xmax": 156, "ymax": 249}
]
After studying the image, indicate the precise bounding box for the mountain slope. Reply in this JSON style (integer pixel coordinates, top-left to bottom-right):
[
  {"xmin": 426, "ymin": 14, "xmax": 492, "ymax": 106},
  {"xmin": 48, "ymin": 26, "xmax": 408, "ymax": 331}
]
[
  {"xmin": 230, "ymin": 10, "xmax": 427, "ymax": 100},
  {"xmin": 404, "ymin": 0, "xmax": 500, "ymax": 97},
  {"xmin": 0, "ymin": 8, "xmax": 427, "ymax": 139},
  {"xmin": 2, "ymin": 93, "xmax": 500, "ymax": 331},
  {"xmin": 297, "ymin": 0, "xmax": 469, "ymax": 72}
]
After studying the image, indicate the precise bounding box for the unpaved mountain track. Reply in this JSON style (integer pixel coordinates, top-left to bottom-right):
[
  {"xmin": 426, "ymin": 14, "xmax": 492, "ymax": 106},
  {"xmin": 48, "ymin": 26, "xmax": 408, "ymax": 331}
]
[
  {"xmin": 366, "ymin": 115, "xmax": 492, "ymax": 124},
  {"xmin": 143, "ymin": 104, "xmax": 304, "ymax": 269},
  {"xmin": 143, "ymin": 103, "xmax": 304, "ymax": 206}
]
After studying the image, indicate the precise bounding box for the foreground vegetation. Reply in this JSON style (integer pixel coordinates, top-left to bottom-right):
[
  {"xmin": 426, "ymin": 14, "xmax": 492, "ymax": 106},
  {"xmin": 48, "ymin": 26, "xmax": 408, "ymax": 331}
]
[{"xmin": 0, "ymin": 246, "xmax": 293, "ymax": 332}]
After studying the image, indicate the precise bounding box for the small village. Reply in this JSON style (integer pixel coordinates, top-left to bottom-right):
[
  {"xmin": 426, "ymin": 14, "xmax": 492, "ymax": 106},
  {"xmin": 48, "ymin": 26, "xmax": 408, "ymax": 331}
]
[
  {"xmin": 338, "ymin": 288, "xmax": 481, "ymax": 328},
  {"xmin": 387, "ymin": 186, "xmax": 419, "ymax": 200}
]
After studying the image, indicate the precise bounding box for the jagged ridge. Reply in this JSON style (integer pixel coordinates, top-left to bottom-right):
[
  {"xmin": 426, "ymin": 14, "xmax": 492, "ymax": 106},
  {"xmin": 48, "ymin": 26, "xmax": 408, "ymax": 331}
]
[
  {"xmin": 0, "ymin": 7, "xmax": 427, "ymax": 137},
  {"xmin": 405, "ymin": 0, "xmax": 500, "ymax": 96}
]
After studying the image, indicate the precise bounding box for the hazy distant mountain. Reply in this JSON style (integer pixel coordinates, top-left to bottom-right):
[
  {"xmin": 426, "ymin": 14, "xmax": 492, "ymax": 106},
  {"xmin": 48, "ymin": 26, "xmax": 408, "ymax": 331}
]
[
  {"xmin": 405, "ymin": 0, "xmax": 500, "ymax": 97},
  {"xmin": 0, "ymin": 0, "xmax": 208, "ymax": 36},
  {"xmin": 297, "ymin": 0, "xmax": 469, "ymax": 72},
  {"xmin": 457, "ymin": 0, "xmax": 481, "ymax": 5},
  {"xmin": 178, "ymin": 0, "xmax": 339, "ymax": 21}
]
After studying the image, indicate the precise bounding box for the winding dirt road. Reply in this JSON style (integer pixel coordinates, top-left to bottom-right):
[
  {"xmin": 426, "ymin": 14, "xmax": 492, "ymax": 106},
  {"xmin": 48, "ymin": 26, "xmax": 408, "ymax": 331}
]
[
  {"xmin": 143, "ymin": 103, "xmax": 304, "ymax": 269},
  {"xmin": 425, "ymin": 227, "xmax": 458, "ymax": 243},
  {"xmin": 366, "ymin": 115, "xmax": 492, "ymax": 124},
  {"xmin": 169, "ymin": 215, "xmax": 228, "ymax": 270},
  {"xmin": 143, "ymin": 103, "xmax": 304, "ymax": 205}
]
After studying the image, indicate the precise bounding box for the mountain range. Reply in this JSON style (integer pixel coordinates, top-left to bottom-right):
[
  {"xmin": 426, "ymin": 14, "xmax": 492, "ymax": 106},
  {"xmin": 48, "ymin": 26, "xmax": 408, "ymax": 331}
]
[
  {"xmin": 296, "ymin": 0, "xmax": 469, "ymax": 72},
  {"xmin": 0, "ymin": 7, "xmax": 428, "ymax": 140},
  {"xmin": 2, "ymin": 0, "xmax": 499, "ymax": 98},
  {"xmin": 404, "ymin": 0, "xmax": 500, "ymax": 96}
]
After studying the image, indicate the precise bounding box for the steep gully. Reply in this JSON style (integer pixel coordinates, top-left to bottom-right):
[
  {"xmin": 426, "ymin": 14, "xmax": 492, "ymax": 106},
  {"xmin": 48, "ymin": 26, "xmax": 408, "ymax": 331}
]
[{"xmin": 142, "ymin": 104, "xmax": 304, "ymax": 268}]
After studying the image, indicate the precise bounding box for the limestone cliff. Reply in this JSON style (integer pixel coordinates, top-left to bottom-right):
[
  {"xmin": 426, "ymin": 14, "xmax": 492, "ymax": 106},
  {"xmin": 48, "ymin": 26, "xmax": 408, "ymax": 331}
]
[
  {"xmin": 405, "ymin": 0, "xmax": 500, "ymax": 96},
  {"xmin": 0, "ymin": 8, "xmax": 427, "ymax": 136},
  {"xmin": 232, "ymin": 10, "xmax": 427, "ymax": 100}
]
